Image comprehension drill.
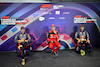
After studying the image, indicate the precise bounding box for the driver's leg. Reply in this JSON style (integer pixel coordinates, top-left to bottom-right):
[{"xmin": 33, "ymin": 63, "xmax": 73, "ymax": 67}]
[{"xmin": 86, "ymin": 43, "xmax": 91, "ymax": 54}]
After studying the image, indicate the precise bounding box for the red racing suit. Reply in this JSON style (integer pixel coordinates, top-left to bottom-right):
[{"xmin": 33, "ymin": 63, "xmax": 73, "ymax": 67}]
[{"xmin": 47, "ymin": 30, "xmax": 61, "ymax": 52}]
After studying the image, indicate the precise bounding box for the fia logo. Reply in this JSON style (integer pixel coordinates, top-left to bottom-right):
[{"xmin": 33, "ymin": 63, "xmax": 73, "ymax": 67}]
[{"xmin": 55, "ymin": 11, "xmax": 60, "ymax": 15}]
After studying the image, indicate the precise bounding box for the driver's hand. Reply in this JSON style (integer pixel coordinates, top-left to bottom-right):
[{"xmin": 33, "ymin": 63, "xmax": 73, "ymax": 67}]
[
  {"xmin": 51, "ymin": 41, "xmax": 54, "ymax": 43},
  {"xmin": 53, "ymin": 31, "xmax": 56, "ymax": 34},
  {"xmin": 87, "ymin": 40, "xmax": 90, "ymax": 44},
  {"xmin": 78, "ymin": 39, "xmax": 81, "ymax": 43},
  {"xmin": 21, "ymin": 39, "xmax": 25, "ymax": 42},
  {"xmin": 25, "ymin": 40, "xmax": 28, "ymax": 42}
]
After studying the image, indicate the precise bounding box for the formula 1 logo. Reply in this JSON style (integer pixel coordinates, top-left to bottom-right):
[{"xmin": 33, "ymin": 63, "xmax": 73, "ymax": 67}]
[
  {"xmin": 1, "ymin": 16, "xmax": 29, "ymax": 25},
  {"xmin": 40, "ymin": 4, "xmax": 52, "ymax": 11},
  {"xmin": 74, "ymin": 15, "xmax": 97, "ymax": 23}
]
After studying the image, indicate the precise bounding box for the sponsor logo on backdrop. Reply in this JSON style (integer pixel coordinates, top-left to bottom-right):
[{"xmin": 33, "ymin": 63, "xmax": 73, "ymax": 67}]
[
  {"xmin": 43, "ymin": 12, "xmax": 51, "ymax": 14},
  {"xmin": 53, "ymin": 5, "xmax": 64, "ymax": 9},
  {"xmin": 49, "ymin": 17, "xmax": 55, "ymax": 19},
  {"xmin": 74, "ymin": 15, "xmax": 97, "ymax": 23},
  {"xmin": 63, "ymin": 12, "xmax": 70, "ymax": 14},
  {"xmin": 1, "ymin": 16, "xmax": 29, "ymax": 25},
  {"xmin": 59, "ymin": 17, "xmax": 65, "ymax": 19},
  {"xmin": 33, "ymin": 12, "xmax": 39, "ymax": 17},
  {"xmin": 39, "ymin": 17, "xmax": 45, "ymax": 21}
]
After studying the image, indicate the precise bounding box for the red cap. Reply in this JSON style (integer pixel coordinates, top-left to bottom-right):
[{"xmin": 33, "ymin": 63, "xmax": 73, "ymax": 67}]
[
  {"xmin": 21, "ymin": 27, "xmax": 25, "ymax": 30},
  {"xmin": 80, "ymin": 24, "xmax": 84, "ymax": 27},
  {"xmin": 51, "ymin": 24, "xmax": 55, "ymax": 27}
]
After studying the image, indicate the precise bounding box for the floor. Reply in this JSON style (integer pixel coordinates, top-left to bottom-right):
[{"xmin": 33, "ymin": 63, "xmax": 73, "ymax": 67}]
[{"xmin": 0, "ymin": 48, "xmax": 100, "ymax": 67}]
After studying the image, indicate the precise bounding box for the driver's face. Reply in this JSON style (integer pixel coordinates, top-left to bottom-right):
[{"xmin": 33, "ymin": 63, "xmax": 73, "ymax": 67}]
[
  {"xmin": 21, "ymin": 29, "xmax": 25, "ymax": 34},
  {"xmin": 51, "ymin": 26, "xmax": 55, "ymax": 31},
  {"xmin": 80, "ymin": 27, "xmax": 84, "ymax": 31}
]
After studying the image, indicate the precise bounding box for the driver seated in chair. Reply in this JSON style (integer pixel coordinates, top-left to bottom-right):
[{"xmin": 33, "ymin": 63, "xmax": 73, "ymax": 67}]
[
  {"xmin": 75, "ymin": 24, "xmax": 91, "ymax": 56},
  {"xmin": 14, "ymin": 27, "xmax": 33, "ymax": 65}
]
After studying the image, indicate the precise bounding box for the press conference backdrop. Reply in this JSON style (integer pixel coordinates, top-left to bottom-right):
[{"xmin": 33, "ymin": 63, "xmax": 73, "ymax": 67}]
[{"xmin": 0, "ymin": 3, "xmax": 100, "ymax": 51}]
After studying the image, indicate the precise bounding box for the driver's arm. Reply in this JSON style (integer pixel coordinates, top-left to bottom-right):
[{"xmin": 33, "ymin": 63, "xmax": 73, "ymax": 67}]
[
  {"xmin": 14, "ymin": 34, "xmax": 21, "ymax": 43},
  {"xmin": 86, "ymin": 32, "xmax": 90, "ymax": 43},
  {"xmin": 75, "ymin": 32, "xmax": 80, "ymax": 43}
]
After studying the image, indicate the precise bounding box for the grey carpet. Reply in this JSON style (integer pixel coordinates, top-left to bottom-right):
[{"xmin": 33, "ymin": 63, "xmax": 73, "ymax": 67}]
[{"xmin": 0, "ymin": 48, "xmax": 100, "ymax": 67}]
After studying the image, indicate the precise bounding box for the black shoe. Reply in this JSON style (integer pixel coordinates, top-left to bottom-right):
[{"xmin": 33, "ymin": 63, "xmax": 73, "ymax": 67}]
[
  {"xmin": 51, "ymin": 51, "xmax": 54, "ymax": 55},
  {"xmin": 87, "ymin": 49, "xmax": 91, "ymax": 54}
]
